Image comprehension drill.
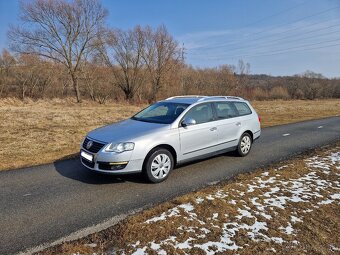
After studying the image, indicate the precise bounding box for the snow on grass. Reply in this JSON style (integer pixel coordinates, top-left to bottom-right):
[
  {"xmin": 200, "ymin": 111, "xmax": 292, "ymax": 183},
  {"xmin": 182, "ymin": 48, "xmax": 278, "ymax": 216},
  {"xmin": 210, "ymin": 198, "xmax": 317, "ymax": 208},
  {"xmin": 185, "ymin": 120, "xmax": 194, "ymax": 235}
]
[{"xmin": 119, "ymin": 147, "xmax": 340, "ymax": 255}]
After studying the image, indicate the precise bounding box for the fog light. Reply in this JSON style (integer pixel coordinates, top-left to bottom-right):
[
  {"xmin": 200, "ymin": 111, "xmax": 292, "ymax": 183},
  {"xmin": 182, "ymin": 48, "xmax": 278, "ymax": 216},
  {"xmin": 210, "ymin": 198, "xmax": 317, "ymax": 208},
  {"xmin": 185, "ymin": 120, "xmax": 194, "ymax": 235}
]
[
  {"xmin": 110, "ymin": 163, "xmax": 127, "ymax": 170},
  {"xmin": 97, "ymin": 161, "xmax": 128, "ymax": 171}
]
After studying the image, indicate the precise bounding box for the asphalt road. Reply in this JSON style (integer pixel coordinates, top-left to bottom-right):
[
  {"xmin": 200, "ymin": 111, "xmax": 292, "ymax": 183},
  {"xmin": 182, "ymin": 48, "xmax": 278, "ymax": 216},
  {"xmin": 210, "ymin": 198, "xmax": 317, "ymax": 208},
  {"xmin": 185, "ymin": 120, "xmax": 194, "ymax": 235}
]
[{"xmin": 1, "ymin": 116, "xmax": 339, "ymax": 254}]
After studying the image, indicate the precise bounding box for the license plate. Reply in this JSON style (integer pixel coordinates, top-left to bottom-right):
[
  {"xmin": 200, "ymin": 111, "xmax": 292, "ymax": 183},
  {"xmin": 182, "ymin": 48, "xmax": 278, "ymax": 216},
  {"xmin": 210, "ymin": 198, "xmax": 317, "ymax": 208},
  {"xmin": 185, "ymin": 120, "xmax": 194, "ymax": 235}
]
[{"xmin": 81, "ymin": 150, "xmax": 93, "ymax": 162}]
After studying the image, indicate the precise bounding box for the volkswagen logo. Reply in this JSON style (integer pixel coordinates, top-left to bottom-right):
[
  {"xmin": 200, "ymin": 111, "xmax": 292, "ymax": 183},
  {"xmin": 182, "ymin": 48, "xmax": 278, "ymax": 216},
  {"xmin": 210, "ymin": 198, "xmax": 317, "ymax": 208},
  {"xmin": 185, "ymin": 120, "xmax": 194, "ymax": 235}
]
[{"xmin": 86, "ymin": 140, "xmax": 93, "ymax": 150}]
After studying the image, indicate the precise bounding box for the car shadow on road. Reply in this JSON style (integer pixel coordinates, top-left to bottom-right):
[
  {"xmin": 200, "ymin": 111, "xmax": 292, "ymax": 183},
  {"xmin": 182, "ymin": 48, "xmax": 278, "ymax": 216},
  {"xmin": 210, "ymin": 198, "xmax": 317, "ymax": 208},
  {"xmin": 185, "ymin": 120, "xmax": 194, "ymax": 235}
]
[{"xmin": 53, "ymin": 156, "xmax": 147, "ymax": 185}]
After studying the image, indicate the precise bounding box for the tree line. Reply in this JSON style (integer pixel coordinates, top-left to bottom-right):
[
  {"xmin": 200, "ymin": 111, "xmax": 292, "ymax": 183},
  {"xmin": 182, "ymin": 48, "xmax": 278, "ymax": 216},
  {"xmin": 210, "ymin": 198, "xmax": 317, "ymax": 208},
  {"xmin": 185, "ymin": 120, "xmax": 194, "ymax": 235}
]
[{"xmin": 0, "ymin": 0, "xmax": 339, "ymax": 103}]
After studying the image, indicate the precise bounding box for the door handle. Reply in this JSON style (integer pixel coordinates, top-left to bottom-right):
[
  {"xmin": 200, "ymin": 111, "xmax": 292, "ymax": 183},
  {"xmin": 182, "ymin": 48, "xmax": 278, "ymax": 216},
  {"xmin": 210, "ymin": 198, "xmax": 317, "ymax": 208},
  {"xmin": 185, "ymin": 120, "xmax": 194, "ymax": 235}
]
[
  {"xmin": 210, "ymin": 127, "xmax": 217, "ymax": 131},
  {"xmin": 236, "ymin": 122, "xmax": 241, "ymax": 126}
]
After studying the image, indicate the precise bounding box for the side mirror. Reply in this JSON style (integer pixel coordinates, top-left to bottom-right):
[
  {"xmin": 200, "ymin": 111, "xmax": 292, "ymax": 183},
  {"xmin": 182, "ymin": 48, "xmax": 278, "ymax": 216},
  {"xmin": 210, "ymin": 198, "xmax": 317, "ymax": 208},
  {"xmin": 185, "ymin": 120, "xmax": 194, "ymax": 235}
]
[{"xmin": 181, "ymin": 117, "xmax": 196, "ymax": 127}]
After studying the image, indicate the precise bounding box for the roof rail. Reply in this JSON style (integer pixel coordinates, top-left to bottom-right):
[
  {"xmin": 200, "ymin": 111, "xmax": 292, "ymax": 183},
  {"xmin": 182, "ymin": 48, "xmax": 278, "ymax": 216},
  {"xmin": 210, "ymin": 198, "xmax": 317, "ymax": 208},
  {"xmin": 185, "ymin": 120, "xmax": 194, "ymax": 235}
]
[
  {"xmin": 165, "ymin": 95, "xmax": 208, "ymax": 100},
  {"xmin": 197, "ymin": 96, "xmax": 244, "ymax": 102},
  {"xmin": 165, "ymin": 95, "xmax": 244, "ymax": 101},
  {"xmin": 225, "ymin": 96, "xmax": 244, "ymax": 100}
]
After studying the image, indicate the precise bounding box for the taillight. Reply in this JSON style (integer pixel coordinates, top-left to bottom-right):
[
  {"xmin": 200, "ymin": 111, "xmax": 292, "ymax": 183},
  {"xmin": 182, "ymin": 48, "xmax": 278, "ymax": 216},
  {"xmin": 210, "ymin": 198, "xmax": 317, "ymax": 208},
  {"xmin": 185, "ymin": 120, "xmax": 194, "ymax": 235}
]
[{"xmin": 258, "ymin": 116, "xmax": 261, "ymax": 123}]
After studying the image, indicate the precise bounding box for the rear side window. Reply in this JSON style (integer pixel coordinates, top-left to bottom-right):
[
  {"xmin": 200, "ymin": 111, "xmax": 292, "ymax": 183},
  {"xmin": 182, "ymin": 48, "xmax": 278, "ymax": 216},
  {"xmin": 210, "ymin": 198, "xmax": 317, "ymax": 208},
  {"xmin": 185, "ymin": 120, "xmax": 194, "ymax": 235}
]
[
  {"xmin": 233, "ymin": 102, "xmax": 252, "ymax": 116},
  {"xmin": 214, "ymin": 102, "xmax": 238, "ymax": 119}
]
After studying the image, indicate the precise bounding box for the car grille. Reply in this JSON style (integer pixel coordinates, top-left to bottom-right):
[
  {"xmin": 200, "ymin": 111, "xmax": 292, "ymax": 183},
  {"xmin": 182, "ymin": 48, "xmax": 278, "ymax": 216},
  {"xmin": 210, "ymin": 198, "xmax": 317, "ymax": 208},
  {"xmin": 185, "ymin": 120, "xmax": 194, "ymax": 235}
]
[
  {"xmin": 83, "ymin": 137, "xmax": 106, "ymax": 153},
  {"xmin": 81, "ymin": 158, "xmax": 95, "ymax": 168}
]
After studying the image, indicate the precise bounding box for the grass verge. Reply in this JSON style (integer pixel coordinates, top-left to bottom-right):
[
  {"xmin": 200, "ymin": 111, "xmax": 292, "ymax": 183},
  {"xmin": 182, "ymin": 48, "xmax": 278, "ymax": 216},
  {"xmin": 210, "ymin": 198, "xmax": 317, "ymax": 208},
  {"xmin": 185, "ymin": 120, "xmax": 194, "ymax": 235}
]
[
  {"xmin": 37, "ymin": 143, "xmax": 340, "ymax": 255},
  {"xmin": 0, "ymin": 98, "xmax": 339, "ymax": 171}
]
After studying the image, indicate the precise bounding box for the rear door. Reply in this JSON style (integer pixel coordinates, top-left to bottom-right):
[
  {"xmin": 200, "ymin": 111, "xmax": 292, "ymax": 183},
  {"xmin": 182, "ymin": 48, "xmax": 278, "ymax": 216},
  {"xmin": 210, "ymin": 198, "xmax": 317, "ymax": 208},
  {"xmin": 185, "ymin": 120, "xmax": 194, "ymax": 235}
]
[
  {"xmin": 179, "ymin": 103, "xmax": 219, "ymax": 160},
  {"xmin": 212, "ymin": 101, "xmax": 241, "ymax": 150}
]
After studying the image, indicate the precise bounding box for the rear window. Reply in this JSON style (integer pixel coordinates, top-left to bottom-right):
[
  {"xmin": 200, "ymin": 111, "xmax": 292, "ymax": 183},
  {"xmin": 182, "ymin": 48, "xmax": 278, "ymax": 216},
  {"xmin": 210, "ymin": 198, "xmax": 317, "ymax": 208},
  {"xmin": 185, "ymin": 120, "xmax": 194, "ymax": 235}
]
[
  {"xmin": 214, "ymin": 102, "xmax": 238, "ymax": 119},
  {"xmin": 233, "ymin": 102, "xmax": 252, "ymax": 116}
]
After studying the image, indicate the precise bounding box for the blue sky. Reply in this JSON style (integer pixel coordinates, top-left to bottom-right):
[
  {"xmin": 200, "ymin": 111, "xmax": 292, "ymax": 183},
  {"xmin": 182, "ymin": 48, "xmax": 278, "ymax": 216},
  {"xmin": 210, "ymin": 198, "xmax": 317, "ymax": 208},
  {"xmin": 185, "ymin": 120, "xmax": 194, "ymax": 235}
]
[{"xmin": 0, "ymin": 0, "xmax": 339, "ymax": 77}]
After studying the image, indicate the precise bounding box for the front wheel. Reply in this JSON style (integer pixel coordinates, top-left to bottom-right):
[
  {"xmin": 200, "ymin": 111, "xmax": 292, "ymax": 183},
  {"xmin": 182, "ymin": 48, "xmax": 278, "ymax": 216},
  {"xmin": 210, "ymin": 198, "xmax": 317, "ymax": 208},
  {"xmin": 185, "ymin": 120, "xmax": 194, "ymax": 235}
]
[
  {"xmin": 236, "ymin": 133, "xmax": 252, "ymax": 157},
  {"xmin": 144, "ymin": 149, "xmax": 174, "ymax": 183}
]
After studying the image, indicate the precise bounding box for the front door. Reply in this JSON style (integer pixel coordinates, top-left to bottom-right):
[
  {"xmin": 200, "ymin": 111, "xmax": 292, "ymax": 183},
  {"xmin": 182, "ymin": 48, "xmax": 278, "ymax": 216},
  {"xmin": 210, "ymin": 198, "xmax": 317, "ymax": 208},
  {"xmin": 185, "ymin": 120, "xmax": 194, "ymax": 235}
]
[{"xmin": 179, "ymin": 103, "xmax": 218, "ymax": 160}]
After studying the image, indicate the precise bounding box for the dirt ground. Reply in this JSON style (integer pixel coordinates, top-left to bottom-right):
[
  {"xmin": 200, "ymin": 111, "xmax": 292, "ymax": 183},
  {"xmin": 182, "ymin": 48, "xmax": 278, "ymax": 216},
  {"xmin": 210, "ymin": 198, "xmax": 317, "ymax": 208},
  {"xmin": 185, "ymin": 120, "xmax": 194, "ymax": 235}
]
[
  {"xmin": 37, "ymin": 143, "xmax": 340, "ymax": 255},
  {"xmin": 0, "ymin": 98, "xmax": 339, "ymax": 171}
]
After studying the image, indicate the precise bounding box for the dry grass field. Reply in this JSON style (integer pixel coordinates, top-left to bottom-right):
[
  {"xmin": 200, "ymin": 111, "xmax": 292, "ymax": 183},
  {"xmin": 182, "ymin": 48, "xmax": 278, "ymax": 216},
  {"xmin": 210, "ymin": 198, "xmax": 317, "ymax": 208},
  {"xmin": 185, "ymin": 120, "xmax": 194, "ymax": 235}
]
[
  {"xmin": 0, "ymin": 98, "xmax": 339, "ymax": 171},
  {"xmin": 37, "ymin": 143, "xmax": 340, "ymax": 255}
]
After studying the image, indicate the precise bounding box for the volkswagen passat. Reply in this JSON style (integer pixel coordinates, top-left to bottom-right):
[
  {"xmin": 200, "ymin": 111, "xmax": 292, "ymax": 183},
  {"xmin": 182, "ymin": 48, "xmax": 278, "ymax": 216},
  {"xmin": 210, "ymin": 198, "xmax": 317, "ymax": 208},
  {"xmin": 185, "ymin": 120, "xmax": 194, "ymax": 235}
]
[{"xmin": 80, "ymin": 96, "xmax": 261, "ymax": 183}]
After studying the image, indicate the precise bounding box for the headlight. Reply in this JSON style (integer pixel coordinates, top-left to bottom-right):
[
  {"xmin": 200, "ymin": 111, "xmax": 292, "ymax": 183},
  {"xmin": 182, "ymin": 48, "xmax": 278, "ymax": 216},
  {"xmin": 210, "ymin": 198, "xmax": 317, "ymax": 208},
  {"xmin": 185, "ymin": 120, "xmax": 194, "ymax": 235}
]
[{"xmin": 104, "ymin": 142, "xmax": 135, "ymax": 153}]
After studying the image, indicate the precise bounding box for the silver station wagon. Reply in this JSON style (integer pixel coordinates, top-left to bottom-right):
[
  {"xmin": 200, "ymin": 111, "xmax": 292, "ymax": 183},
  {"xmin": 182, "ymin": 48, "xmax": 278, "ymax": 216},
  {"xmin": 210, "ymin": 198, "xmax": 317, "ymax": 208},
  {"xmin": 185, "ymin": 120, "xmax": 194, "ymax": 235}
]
[{"xmin": 80, "ymin": 96, "xmax": 261, "ymax": 183}]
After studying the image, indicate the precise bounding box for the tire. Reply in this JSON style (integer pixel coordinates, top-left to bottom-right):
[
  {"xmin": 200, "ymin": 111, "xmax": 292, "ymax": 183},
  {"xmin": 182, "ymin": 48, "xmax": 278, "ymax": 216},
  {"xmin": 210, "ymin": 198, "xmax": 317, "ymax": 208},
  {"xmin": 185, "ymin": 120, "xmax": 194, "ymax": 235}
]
[
  {"xmin": 236, "ymin": 133, "xmax": 252, "ymax": 157},
  {"xmin": 143, "ymin": 149, "xmax": 174, "ymax": 183}
]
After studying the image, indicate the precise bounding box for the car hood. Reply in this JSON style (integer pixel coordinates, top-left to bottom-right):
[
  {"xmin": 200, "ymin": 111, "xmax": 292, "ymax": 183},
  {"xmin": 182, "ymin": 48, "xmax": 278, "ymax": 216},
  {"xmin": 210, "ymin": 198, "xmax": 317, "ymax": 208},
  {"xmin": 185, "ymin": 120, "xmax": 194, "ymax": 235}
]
[{"xmin": 87, "ymin": 119, "xmax": 170, "ymax": 143}]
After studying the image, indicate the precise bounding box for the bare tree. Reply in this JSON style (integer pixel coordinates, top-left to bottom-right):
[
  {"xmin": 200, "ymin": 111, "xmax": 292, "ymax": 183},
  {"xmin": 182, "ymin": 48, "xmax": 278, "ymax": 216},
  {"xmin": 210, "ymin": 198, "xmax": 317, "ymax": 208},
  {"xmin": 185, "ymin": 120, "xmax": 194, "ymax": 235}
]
[
  {"xmin": 237, "ymin": 59, "xmax": 251, "ymax": 75},
  {"xmin": 236, "ymin": 59, "xmax": 250, "ymax": 89},
  {"xmin": 80, "ymin": 61, "xmax": 112, "ymax": 104},
  {"xmin": 0, "ymin": 49, "xmax": 16, "ymax": 75},
  {"xmin": 100, "ymin": 26, "xmax": 146, "ymax": 100},
  {"xmin": 13, "ymin": 54, "xmax": 53, "ymax": 99},
  {"xmin": 142, "ymin": 25, "xmax": 180, "ymax": 101},
  {"xmin": 0, "ymin": 49, "xmax": 16, "ymax": 97},
  {"xmin": 8, "ymin": 0, "xmax": 107, "ymax": 102}
]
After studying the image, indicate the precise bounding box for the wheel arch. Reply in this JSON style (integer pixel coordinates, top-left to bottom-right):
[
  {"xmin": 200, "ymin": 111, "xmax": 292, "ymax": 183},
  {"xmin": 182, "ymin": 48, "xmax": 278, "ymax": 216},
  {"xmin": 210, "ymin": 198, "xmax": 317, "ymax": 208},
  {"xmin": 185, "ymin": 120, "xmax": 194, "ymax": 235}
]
[
  {"xmin": 142, "ymin": 144, "xmax": 178, "ymax": 170},
  {"xmin": 242, "ymin": 130, "xmax": 254, "ymax": 141}
]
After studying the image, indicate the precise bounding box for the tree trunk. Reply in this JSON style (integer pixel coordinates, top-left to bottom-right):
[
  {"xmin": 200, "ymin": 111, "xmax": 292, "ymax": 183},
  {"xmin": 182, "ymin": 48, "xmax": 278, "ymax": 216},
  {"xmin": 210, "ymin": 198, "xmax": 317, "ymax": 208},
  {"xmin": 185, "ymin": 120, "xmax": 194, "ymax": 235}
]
[
  {"xmin": 71, "ymin": 73, "xmax": 81, "ymax": 103},
  {"xmin": 22, "ymin": 86, "xmax": 25, "ymax": 100},
  {"xmin": 124, "ymin": 88, "xmax": 134, "ymax": 101},
  {"xmin": 21, "ymin": 80, "xmax": 27, "ymax": 100}
]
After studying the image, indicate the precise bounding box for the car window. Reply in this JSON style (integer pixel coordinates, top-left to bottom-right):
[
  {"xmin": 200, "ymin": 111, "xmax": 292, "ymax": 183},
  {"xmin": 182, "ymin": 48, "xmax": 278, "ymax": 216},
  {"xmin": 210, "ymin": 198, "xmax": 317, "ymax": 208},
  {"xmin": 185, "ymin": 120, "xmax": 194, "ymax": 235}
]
[
  {"xmin": 142, "ymin": 105, "xmax": 168, "ymax": 118},
  {"xmin": 214, "ymin": 102, "xmax": 239, "ymax": 119},
  {"xmin": 184, "ymin": 103, "xmax": 214, "ymax": 124},
  {"xmin": 132, "ymin": 102, "xmax": 189, "ymax": 124},
  {"xmin": 233, "ymin": 102, "xmax": 252, "ymax": 116}
]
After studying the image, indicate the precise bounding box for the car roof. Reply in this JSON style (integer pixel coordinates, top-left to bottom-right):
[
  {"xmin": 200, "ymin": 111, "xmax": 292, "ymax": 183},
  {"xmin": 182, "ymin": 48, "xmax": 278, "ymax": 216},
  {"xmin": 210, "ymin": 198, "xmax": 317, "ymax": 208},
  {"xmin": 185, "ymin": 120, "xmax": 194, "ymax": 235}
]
[{"xmin": 160, "ymin": 95, "xmax": 246, "ymax": 105}]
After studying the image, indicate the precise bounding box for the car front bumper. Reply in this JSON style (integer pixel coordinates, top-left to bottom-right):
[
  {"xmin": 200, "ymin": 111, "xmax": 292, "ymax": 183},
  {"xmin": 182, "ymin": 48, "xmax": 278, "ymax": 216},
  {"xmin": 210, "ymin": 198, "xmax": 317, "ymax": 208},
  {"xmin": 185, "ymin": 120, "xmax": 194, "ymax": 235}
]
[{"xmin": 80, "ymin": 148, "xmax": 143, "ymax": 174}]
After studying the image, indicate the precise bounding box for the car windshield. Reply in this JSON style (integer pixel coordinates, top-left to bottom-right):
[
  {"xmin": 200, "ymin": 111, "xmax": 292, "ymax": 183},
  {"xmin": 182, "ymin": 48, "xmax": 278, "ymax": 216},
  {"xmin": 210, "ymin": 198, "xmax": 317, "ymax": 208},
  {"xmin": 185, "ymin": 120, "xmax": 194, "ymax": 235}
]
[{"xmin": 131, "ymin": 102, "xmax": 190, "ymax": 124}]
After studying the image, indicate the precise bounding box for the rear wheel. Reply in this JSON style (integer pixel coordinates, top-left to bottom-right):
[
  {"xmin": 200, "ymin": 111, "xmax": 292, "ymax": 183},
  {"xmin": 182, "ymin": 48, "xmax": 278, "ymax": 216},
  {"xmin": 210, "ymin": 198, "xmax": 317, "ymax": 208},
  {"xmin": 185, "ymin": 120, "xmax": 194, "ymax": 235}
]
[
  {"xmin": 237, "ymin": 133, "xmax": 252, "ymax": 156},
  {"xmin": 144, "ymin": 149, "xmax": 174, "ymax": 183}
]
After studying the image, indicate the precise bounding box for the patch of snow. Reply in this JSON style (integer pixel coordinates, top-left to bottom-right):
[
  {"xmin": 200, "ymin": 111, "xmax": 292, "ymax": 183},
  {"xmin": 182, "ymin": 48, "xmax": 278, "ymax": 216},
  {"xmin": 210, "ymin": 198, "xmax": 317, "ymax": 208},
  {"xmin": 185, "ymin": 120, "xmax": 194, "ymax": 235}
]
[
  {"xmin": 236, "ymin": 209, "xmax": 253, "ymax": 219},
  {"xmin": 330, "ymin": 245, "xmax": 340, "ymax": 251},
  {"xmin": 145, "ymin": 207, "xmax": 180, "ymax": 223},
  {"xmin": 259, "ymin": 212, "xmax": 272, "ymax": 220},
  {"xmin": 263, "ymin": 187, "xmax": 280, "ymax": 197},
  {"xmin": 149, "ymin": 242, "xmax": 166, "ymax": 255},
  {"xmin": 84, "ymin": 243, "xmax": 97, "ymax": 248},
  {"xmin": 206, "ymin": 194, "xmax": 215, "ymax": 200},
  {"xmin": 271, "ymin": 237, "xmax": 284, "ymax": 244},
  {"xmin": 229, "ymin": 199, "xmax": 237, "ymax": 205},
  {"xmin": 175, "ymin": 237, "xmax": 194, "ymax": 249},
  {"xmin": 131, "ymin": 247, "xmax": 147, "ymax": 255},
  {"xmin": 179, "ymin": 203, "xmax": 194, "ymax": 212},
  {"xmin": 330, "ymin": 193, "xmax": 340, "ymax": 199},
  {"xmin": 277, "ymin": 165, "xmax": 289, "ymax": 170},
  {"xmin": 279, "ymin": 222, "xmax": 294, "ymax": 235},
  {"xmin": 318, "ymin": 199, "xmax": 333, "ymax": 205},
  {"xmin": 201, "ymin": 228, "xmax": 210, "ymax": 234},
  {"xmin": 291, "ymin": 216, "xmax": 302, "ymax": 223},
  {"xmin": 195, "ymin": 197, "xmax": 204, "ymax": 204},
  {"xmin": 247, "ymin": 186, "xmax": 255, "ymax": 193}
]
